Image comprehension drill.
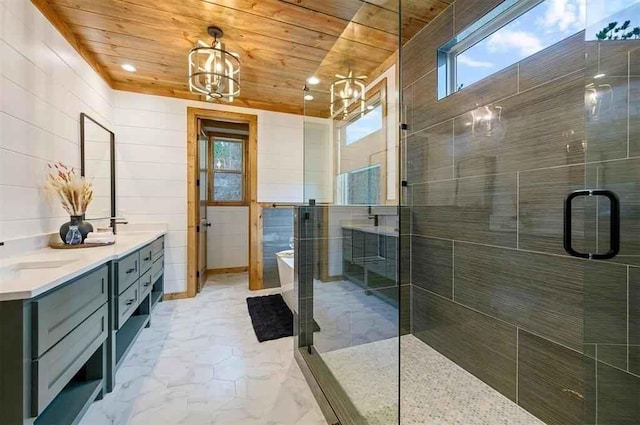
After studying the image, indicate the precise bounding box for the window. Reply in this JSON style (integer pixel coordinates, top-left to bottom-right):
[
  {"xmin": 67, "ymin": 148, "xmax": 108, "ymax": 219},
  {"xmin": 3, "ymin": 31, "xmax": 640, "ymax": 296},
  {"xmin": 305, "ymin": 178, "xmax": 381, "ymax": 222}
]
[
  {"xmin": 209, "ymin": 137, "xmax": 246, "ymax": 204},
  {"xmin": 438, "ymin": 0, "xmax": 586, "ymax": 99},
  {"xmin": 345, "ymin": 104, "xmax": 383, "ymax": 145}
]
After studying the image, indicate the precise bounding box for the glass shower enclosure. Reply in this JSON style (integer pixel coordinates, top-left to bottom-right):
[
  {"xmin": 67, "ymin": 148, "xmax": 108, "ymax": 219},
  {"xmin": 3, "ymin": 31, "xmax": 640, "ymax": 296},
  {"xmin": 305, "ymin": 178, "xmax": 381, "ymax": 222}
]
[{"xmin": 294, "ymin": 1, "xmax": 640, "ymax": 424}]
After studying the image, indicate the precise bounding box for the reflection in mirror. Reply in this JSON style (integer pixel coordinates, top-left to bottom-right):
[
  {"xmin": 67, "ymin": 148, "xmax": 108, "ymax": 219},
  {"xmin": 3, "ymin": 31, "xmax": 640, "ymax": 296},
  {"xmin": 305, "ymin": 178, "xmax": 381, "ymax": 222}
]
[{"xmin": 80, "ymin": 113, "xmax": 115, "ymax": 229}]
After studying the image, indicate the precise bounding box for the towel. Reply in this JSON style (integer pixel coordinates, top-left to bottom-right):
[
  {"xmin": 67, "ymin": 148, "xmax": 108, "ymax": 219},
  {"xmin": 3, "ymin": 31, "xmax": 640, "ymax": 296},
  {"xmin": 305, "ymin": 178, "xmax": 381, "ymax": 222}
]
[
  {"xmin": 87, "ymin": 231, "xmax": 113, "ymax": 238},
  {"xmin": 84, "ymin": 235, "xmax": 115, "ymax": 244}
]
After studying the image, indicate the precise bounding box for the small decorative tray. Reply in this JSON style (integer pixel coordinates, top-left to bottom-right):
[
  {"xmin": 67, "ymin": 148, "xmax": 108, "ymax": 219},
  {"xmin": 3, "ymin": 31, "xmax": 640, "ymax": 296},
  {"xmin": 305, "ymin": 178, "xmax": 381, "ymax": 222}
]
[{"xmin": 50, "ymin": 241, "xmax": 115, "ymax": 249}]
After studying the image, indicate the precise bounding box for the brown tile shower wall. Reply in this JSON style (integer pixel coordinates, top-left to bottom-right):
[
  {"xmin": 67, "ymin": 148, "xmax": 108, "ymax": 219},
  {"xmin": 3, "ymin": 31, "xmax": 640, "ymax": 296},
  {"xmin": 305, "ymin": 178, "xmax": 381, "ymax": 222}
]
[{"xmin": 403, "ymin": 1, "xmax": 640, "ymax": 424}]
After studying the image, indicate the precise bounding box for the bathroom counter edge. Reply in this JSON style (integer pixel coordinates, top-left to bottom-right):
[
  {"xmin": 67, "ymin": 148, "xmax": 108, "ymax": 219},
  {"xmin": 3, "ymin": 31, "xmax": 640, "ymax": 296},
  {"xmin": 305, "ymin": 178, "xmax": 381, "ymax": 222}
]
[{"xmin": 0, "ymin": 231, "xmax": 166, "ymax": 301}]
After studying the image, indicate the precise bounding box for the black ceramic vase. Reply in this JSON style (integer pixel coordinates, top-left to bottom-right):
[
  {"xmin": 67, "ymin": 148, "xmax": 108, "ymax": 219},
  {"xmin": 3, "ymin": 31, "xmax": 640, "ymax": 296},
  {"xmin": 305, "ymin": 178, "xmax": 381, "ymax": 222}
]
[{"xmin": 59, "ymin": 215, "xmax": 93, "ymax": 244}]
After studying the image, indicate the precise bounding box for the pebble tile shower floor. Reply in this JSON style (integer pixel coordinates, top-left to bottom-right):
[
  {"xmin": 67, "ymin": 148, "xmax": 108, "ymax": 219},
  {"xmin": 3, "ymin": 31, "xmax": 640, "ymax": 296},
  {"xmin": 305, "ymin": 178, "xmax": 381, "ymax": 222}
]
[{"xmin": 322, "ymin": 336, "xmax": 545, "ymax": 425}]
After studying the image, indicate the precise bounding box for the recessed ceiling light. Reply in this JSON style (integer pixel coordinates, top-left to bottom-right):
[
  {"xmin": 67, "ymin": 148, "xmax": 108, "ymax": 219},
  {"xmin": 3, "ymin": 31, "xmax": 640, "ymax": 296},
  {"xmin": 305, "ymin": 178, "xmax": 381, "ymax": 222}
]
[
  {"xmin": 594, "ymin": 73, "xmax": 606, "ymax": 79},
  {"xmin": 121, "ymin": 63, "xmax": 137, "ymax": 72},
  {"xmin": 304, "ymin": 94, "xmax": 314, "ymax": 101},
  {"xmin": 306, "ymin": 76, "xmax": 320, "ymax": 85}
]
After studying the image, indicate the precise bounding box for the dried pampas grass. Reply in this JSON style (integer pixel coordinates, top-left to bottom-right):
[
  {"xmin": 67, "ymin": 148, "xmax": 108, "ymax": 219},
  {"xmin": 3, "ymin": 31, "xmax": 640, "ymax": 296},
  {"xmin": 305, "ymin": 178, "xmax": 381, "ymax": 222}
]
[{"xmin": 44, "ymin": 162, "xmax": 93, "ymax": 216}]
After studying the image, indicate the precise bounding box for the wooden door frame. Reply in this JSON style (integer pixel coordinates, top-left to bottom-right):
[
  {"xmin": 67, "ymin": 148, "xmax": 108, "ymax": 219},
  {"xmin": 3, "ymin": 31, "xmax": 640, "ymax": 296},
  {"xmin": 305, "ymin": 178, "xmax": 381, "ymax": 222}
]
[{"xmin": 186, "ymin": 107, "xmax": 261, "ymax": 298}]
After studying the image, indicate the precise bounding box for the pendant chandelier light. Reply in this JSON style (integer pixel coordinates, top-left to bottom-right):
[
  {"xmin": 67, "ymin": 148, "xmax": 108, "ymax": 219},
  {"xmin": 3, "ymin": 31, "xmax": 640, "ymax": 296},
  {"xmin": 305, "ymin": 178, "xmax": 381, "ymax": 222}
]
[
  {"xmin": 330, "ymin": 70, "xmax": 367, "ymax": 119},
  {"xmin": 188, "ymin": 26, "xmax": 240, "ymax": 102}
]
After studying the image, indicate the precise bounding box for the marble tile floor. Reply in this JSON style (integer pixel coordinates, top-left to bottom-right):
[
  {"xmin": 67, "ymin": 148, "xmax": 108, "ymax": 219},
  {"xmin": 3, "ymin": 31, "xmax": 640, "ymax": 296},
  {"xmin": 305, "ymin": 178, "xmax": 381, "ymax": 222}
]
[
  {"xmin": 80, "ymin": 273, "xmax": 328, "ymax": 425},
  {"xmin": 321, "ymin": 335, "xmax": 545, "ymax": 425},
  {"xmin": 311, "ymin": 279, "xmax": 398, "ymax": 354}
]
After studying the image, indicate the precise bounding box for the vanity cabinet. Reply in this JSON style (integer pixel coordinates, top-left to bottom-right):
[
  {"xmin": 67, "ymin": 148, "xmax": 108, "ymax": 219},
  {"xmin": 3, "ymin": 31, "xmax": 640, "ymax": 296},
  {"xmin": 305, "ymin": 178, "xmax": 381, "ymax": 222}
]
[
  {"xmin": 0, "ymin": 266, "xmax": 110, "ymax": 425},
  {"xmin": 0, "ymin": 235, "xmax": 165, "ymax": 425},
  {"xmin": 33, "ymin": 265, "xmax": 108, "ymax": 358},
  {"xmin": 111, "ymin": 236, "xmax": 164, "ymax": 387},
  {"xmin": 342, "ymin": 228, "xmax": 398, "ymax": 305}
]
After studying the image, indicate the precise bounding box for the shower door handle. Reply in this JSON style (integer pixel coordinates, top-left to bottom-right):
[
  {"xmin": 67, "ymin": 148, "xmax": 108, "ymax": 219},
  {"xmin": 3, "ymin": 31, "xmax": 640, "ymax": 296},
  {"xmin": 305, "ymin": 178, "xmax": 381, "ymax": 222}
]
[{"xmin": 563, "ymin": 189, "xmax": 620, "ymax": 259}]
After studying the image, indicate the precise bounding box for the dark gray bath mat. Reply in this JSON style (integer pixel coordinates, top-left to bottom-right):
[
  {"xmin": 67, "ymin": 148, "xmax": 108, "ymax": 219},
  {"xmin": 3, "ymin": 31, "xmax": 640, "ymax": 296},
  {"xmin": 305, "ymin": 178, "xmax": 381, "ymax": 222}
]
[{"xmin": 246, "ymin": 294, "xmax": 319, "ymax": 342}]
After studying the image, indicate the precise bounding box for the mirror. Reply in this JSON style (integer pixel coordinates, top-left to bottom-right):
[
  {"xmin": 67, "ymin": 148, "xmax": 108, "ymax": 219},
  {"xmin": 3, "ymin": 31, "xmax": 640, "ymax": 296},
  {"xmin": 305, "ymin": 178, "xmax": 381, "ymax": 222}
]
[{"xmin": 80, "ymin": 113, "xmax": 115, "ymax": 228}]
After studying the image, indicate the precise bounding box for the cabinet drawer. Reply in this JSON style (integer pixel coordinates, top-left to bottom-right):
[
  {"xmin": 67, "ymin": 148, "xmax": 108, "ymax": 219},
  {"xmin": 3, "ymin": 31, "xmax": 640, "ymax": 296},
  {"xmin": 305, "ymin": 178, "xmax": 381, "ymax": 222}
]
[
  {"xmin": 33, "ymin": 265, "xmax": 108, "ymax": 358},
  {"xmin": 342, "ymin": 240, "xmax": 353, "ymax": 261},
  {"xmin": 139, "ymin": 245, "xmax": 154, "ymax": 275},
  {"xmin": 117, "ymin": 252, "xmax": 139, "ymax": 295},
  {"xmin": 151, "ymin": 256, "xmax": 164, "ymax": 284},
  {"xmin": 32, "ymin": 303, "xmax": 107, "ymax": 415},
  {"xmin": 351, "ymin": 230, "xmax": 365, "ymax": 260},
  {"xmin": 139, "ymin": 269, "xmax": 153, "ymax": 300},
  {"xmin": 151, "ymin": 237, "xmax": 164, "ymax": 261},
  {"xmin": 364, "ymin": 233, "xmax": 379, "ymax": 258},
  {"xmin": 385, "ymin": 236, "xmax": 397, "ymax": 260},
  {"xmin": 116, "ymin": 282, "xmax": 139, "ymax": 329}
]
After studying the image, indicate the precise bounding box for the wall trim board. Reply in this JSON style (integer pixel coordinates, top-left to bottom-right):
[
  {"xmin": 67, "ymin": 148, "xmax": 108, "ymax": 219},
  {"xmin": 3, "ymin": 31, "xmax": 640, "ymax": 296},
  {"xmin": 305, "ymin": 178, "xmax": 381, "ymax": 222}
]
[
  {"xmin": 187, "ymin": 108, "xmax": 261, "ymax": 297},
  {"xmin": 163, "ymin": 292, "xmax": 189, "ymax": 301},
  {"xmin": 207, "ymin": 267, "xmax": 248, "ymax": 275},
  {"xmin": 321, "ymin": 275, "xmax": 344, "ymax": 282}
]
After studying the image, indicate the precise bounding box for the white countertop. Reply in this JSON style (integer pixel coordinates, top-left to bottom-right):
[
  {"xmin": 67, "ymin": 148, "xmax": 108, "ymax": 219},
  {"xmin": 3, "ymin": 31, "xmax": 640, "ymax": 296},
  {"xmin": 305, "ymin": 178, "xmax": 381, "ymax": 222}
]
[
  {"xmin": 0, "ymin": 231, "xmax": 166, "ymax": 301},
  {"xmin": 342, "ymin": 224, "xmax": 399, "ymax": 237}
]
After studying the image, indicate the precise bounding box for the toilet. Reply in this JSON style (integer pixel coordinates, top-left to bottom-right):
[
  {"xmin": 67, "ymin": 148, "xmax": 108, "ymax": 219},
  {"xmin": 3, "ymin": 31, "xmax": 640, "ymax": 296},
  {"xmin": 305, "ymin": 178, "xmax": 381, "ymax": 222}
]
[{"xmin": 276, "ymin": 249, "xmax": 296, "ymax": 313}]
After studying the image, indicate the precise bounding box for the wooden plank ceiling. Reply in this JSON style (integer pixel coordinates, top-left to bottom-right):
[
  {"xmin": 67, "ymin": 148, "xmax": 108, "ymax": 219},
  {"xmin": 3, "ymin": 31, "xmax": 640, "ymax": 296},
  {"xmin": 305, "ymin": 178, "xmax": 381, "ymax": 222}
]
[{"xmin": 32, "ymin": 0, "xmax": 452, "ymax": 116}]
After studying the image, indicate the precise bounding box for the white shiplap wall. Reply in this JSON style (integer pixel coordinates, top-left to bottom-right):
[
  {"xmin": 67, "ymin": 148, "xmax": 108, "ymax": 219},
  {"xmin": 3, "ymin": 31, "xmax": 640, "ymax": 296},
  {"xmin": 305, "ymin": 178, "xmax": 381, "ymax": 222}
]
[
  {"xmin": 112, "ymin": 91, "xmax": 305, "ymax": 293},
  {"xmin": 206, "ymin": 206, "xmax": 249, "ymax": 269},
  {"xmin": 0, "ymin": 0, "xmax": 310, "ymax": 294},
  {"xmin": 0, "ymin": 0, "xmax": 112, "ymax": 242}
]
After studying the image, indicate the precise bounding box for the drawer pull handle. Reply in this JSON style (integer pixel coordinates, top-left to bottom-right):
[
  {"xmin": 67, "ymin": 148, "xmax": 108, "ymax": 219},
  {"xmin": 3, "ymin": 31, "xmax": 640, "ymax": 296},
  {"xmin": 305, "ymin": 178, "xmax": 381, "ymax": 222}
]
[
  {"xmin": 126, "ymin": 267, "xmax": 136, "ymax": 274},
  {"xmin": 144, "ymin": 281, "xmax": 152, "ymax": 287},
  {"xmin": 143, "ymin": 256, "xmax": 151, "ymax": 261},
  {"xmin": 125, "ymin": 298, "xmax": 136, "ymax": 306}
]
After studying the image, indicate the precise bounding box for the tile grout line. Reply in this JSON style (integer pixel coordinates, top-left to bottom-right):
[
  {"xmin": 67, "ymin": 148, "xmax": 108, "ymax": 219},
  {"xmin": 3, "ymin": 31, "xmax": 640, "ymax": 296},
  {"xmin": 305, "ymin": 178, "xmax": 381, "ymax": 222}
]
[
  {"xmin": 595, "ymin": 344, "xmax": 599, "ymax": 425},
  {"xmin": 515, "ymin": 328, "xmax": 519, "ymax": 404},
  {"xmin": 452, "ymin": 241, "xmax": 455, "ymax": 300},
  {"xmin": 627, "ymin": 265, "xmax": 630, "ymax": 371},
  {"xmin": 596, "ymin": 166, "xmax": 600, "ymax": 252},
  {"xmin": 405, "ymin": 68, "xmax": 585, "ymax": 137},
  {"xmin": 516, "ymin": 171, "xmax": 520, "ymax": 250},
  {"xmin": 415, "ymin": 285, "xmax": 640, "ymax": 382},
  {"xmin": 410, "ymin": 154, "xmax": 640, "ymax": 189},
  {"xmin": 413, "ymin": 284, "xmax": 584, "ymax": 356},
  {"xmin": 411, "ymin": 233, "xmax": 636, "ymax": 266},
  {"xmin": 452, "ymin": 119, "xmax": 455, "ymax": 180}
]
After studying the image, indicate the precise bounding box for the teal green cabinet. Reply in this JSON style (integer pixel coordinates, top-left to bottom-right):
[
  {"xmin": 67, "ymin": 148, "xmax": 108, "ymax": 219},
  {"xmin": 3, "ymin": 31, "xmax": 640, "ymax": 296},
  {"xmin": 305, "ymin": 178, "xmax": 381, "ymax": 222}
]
[{"xmin": 0, "ymin": 235, "xmax": 165, "ymax": 425}]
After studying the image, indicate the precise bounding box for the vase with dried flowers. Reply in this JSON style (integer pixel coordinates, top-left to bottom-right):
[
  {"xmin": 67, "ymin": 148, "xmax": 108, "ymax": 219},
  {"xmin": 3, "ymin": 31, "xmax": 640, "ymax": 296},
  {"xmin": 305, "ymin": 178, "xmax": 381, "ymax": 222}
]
[{"xmin": 45, "ymin": 162, "xmax": 94, "ymax": 244}]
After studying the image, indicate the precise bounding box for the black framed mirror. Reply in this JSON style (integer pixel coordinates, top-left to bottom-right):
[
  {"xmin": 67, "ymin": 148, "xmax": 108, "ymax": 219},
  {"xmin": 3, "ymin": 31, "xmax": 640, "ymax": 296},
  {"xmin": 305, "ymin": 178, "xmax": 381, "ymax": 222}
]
[{"xmin": 80, "ymin": 113, "xmax": 116, "ymax": 231}]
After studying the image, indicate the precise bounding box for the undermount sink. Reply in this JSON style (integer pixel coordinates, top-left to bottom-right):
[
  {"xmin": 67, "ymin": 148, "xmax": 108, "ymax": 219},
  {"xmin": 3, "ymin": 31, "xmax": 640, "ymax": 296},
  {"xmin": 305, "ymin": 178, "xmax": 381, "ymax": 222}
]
[{"xmin": 0, "ymin": 259, "xmax": 77, "ymax": 281}]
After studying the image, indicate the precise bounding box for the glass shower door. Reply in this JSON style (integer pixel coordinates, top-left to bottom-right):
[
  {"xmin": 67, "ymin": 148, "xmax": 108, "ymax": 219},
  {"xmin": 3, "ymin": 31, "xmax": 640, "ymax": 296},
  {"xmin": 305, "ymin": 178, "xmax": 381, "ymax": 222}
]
[
  {"xmin": 297, "ymin": 78, "xmax": 402, "ymax": 424},
  {"xmin": 400, "ymin": 0, "xmax": 640, "ymax": 424},
  {"xmin": 581, "ymin": 1, "xmax": 640, "ymax": 422},
  {"xmin": 295, "ymin": 1, "xmax": 402, "ymax": 420}
]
